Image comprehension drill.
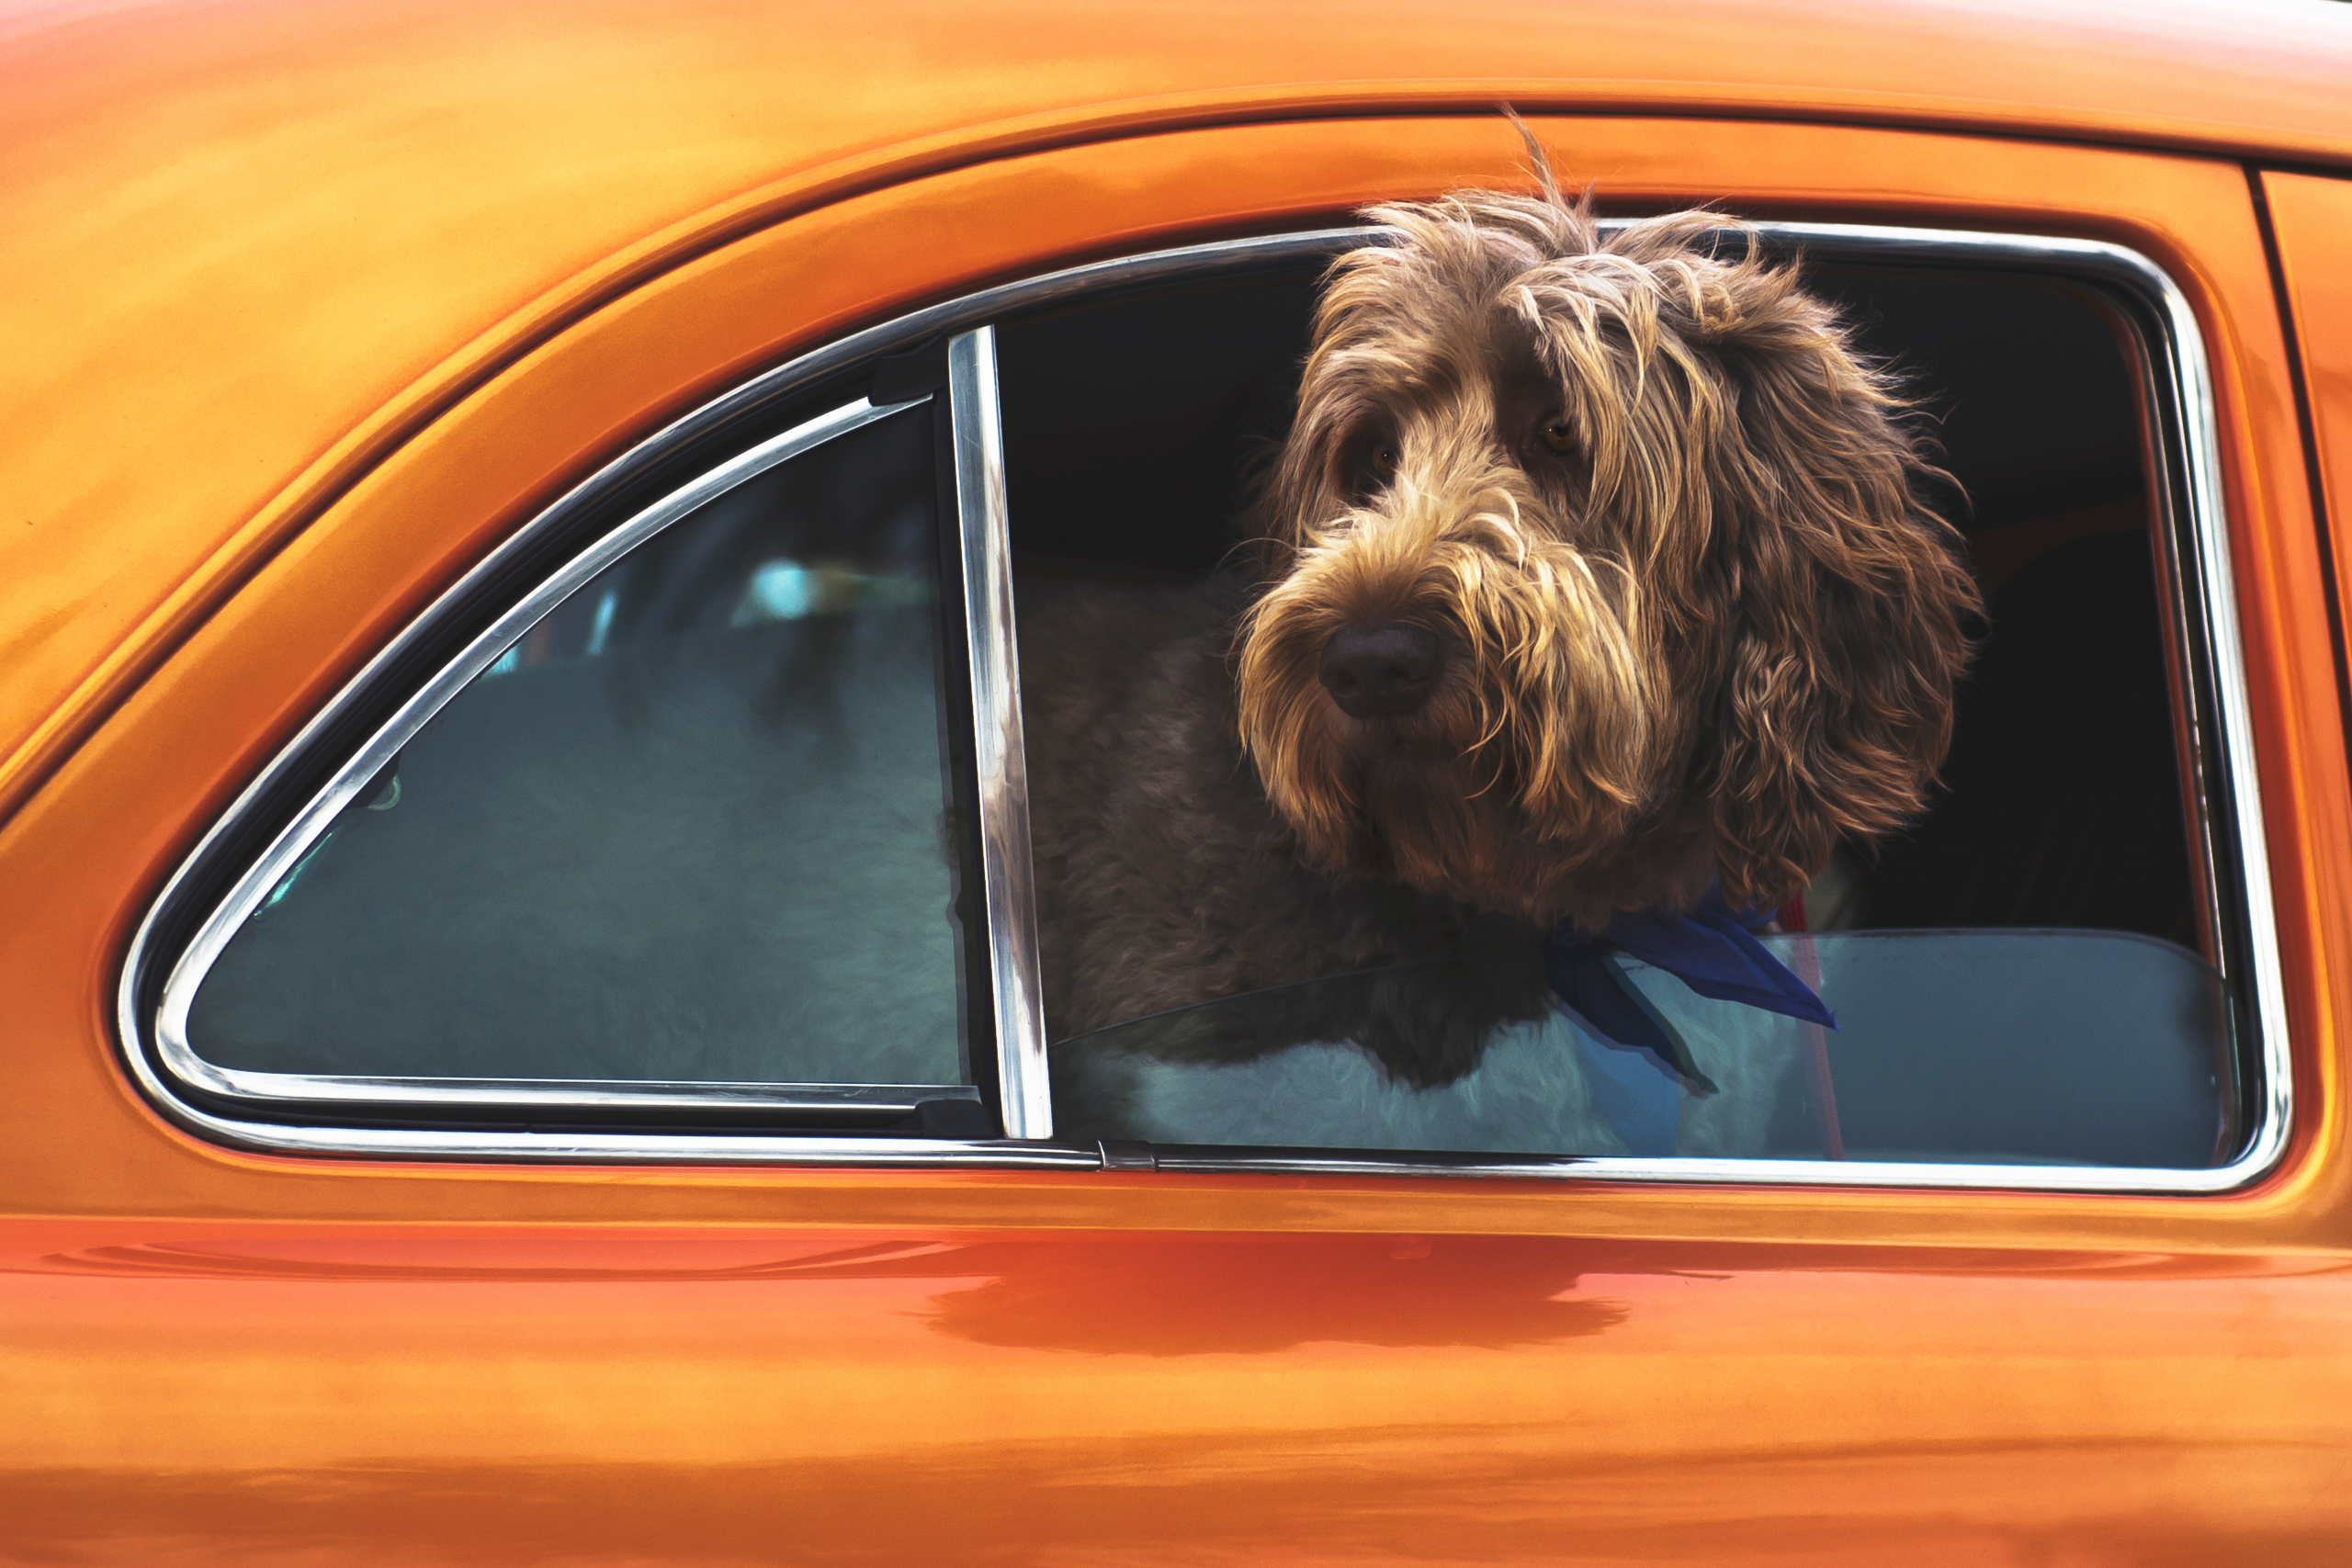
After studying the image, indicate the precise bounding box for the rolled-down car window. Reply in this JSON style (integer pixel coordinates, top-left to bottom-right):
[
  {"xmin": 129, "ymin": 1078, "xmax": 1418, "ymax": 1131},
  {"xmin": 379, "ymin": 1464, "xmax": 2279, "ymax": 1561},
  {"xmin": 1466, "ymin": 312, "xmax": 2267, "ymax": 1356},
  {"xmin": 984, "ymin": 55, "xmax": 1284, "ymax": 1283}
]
[{"xmin": 1003, "ymin": 253, "xmax": 2247, "ymax": 1172}]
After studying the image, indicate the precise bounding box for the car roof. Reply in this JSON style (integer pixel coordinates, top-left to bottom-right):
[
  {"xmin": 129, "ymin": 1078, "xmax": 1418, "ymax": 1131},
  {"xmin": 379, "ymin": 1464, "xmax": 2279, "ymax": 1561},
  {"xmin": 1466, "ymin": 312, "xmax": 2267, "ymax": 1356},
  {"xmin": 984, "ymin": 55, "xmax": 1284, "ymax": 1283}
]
[{"xmin": 3, "ymin": 0, "xmax": 2348, "ymax": 822}]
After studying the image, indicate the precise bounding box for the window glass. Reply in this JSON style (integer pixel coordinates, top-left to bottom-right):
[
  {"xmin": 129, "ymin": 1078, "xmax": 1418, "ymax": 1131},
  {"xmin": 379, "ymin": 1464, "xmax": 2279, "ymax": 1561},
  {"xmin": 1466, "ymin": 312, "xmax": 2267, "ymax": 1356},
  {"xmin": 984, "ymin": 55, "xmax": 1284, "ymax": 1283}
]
[{"xmin": 186, "ymin": 403, "xmax": 975, "ymax": 1093}]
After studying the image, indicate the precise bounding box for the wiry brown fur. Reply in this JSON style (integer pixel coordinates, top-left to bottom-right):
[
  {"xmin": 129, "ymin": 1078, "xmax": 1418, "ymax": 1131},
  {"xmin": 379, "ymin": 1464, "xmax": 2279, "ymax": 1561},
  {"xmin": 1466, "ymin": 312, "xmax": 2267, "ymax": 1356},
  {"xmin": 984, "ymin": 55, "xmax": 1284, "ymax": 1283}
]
[
  {"xmin": 1025, "ymin": 583, "xmax": 1561, "ymax": 1088},
  {"xmin": 1028, "ymin": 165, "xmax": 1978, "ymax": 1092},
  {"xmin": 1241, "ymin": 186, "xmax": 1977, "ymax": 928}
]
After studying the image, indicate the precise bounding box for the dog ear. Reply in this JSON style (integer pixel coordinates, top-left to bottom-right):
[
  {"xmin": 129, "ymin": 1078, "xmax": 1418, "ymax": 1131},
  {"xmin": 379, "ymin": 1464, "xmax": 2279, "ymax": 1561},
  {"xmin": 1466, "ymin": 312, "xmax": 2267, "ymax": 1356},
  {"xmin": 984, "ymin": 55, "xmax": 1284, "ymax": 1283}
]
[
  {"xmin": 1244, "ymin": 290, "xmax": 1374, "ymax": 584},
  {"xmin": 1691, "ymin": 262, "xmax": 1981, "ymax": 910}
]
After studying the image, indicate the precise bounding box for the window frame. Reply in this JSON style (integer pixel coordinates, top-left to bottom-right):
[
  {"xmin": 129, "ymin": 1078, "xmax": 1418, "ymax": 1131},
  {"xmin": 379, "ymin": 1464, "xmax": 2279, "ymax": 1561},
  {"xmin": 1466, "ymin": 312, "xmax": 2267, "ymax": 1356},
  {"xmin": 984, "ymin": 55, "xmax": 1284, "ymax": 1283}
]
[{"xmin": 115, "ymin": 220, "xmax": 2290, "ymax": 1193}]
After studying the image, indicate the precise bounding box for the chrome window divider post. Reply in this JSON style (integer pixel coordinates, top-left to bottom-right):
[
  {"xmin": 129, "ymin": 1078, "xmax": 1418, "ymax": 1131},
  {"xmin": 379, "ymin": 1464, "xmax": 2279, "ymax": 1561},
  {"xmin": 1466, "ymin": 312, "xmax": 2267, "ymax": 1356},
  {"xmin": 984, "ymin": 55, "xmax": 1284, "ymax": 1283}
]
[{"xmin": 948, "ymin": 327, "xmax": 1053, "ymax": 1140}]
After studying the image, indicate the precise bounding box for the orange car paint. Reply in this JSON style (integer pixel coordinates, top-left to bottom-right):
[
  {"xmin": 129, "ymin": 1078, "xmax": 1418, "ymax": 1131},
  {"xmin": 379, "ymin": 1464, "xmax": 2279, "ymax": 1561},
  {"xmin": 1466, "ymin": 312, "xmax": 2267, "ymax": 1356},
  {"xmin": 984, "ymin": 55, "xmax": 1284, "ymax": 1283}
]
[
  {"xmin": 4, "ymin": 0, "xmax": 2351, "ymax": 1560},
  {"xmin": 6, "ymin": 0, "xmax": 2352, "ymax": 824},
  {"xmin": 2267, "ymin": 171, "xmax": 2352, "ymax": 686}
]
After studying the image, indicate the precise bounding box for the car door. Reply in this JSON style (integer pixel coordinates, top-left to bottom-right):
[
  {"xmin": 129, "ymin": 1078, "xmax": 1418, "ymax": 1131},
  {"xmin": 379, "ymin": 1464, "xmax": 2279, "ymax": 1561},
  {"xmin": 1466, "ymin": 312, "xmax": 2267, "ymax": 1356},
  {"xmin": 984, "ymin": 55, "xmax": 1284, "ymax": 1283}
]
[{"xmin": 5, "ymin": 115, "xmax": 2350, "ymax": 1563}]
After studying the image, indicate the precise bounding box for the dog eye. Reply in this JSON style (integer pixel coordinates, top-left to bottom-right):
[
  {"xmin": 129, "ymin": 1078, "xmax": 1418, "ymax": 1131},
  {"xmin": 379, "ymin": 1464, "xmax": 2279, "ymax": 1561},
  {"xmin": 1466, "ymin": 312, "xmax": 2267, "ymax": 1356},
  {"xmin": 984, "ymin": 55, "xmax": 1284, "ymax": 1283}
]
[
  {"xmin": 1350, "ymin": 437, "xmax": 1400, "ymax": 498},
  {"xmin": 1539, "ymin": 420, "xmax": 1579, "ymax": 456}
]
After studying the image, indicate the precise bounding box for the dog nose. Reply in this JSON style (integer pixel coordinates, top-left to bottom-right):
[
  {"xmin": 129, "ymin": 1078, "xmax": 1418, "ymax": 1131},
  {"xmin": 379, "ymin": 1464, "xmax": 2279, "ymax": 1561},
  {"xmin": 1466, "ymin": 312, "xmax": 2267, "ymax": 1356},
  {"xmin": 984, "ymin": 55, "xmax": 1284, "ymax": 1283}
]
[{"xmin": 1318, "ymin": 623, "xmax": 1442, "ymax": 717}]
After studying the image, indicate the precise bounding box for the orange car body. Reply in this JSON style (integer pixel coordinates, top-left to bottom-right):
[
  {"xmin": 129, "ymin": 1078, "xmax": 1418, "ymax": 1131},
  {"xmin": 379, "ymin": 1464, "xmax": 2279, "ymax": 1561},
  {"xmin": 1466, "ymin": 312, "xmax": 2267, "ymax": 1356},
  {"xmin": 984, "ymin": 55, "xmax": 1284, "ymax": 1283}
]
[{"xmin": 5, "ymin": 0, "xmax": 2352, "ymax": 1560}]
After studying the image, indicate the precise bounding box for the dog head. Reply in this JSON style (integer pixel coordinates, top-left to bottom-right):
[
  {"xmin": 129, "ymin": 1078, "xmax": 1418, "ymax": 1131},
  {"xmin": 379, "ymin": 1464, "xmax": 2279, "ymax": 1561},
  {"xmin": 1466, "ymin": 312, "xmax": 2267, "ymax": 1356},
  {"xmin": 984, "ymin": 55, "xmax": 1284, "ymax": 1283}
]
[{"xmin": 1235, "ymin": 185, "xmax": 1979, "ymax": 931}]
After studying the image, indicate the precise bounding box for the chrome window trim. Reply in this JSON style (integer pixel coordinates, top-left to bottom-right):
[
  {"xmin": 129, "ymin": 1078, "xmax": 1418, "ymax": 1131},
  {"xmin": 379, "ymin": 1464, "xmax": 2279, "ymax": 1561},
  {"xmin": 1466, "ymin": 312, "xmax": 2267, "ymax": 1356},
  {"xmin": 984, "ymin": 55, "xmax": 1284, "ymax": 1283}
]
[
  {"xmin": 949, "ymin": 328, "xmax": 1054, "ymax": 1139},
  {"xmin": 140, "ymin": 394, "xmax": 983, "ymax": 1121},
  {"xmin": 116, "ymin": 220, "xmax": 2288, "ymax": 1190}
]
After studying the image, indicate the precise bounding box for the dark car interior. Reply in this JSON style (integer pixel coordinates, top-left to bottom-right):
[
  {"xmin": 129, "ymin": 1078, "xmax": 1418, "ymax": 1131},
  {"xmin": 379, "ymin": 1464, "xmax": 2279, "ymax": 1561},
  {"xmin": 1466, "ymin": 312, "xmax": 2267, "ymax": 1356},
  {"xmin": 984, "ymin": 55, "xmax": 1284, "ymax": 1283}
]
[{"xmin": 996, "ymin": 249, "xmax": 2203, "ymax": 953}]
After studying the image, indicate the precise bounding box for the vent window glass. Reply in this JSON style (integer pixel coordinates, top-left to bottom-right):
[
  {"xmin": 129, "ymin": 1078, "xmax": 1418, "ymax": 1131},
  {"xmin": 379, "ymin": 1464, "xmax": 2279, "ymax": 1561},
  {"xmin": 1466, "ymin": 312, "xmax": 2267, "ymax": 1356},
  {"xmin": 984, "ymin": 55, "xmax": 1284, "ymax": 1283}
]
[{"xmin": 180, "ymin": 400, "xmax": 981, "ymax": 1111}]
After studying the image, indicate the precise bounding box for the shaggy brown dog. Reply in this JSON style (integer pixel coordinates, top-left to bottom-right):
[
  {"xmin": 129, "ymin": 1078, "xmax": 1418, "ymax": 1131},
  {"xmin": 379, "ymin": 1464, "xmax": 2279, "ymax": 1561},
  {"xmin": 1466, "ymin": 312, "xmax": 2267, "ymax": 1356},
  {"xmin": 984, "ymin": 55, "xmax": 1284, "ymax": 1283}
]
[{"xmin": 1023, "ymin": 174, "xmax": 1978, "ymax": 1111}]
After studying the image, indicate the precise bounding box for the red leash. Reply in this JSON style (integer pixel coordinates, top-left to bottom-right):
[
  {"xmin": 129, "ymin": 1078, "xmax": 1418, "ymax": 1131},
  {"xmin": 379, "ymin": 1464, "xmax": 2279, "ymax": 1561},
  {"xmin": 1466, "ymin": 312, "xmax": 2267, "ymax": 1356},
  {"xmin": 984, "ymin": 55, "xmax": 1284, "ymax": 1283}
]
[{"xmin": 1777, "ymin": 894, "xmax": 1846, "ymax": 1159}]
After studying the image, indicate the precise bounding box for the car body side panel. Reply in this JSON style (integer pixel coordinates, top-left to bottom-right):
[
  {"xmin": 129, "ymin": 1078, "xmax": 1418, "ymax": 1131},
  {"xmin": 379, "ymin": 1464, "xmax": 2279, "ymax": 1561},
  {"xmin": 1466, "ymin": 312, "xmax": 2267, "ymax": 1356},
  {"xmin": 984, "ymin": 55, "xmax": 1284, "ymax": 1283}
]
[
  {"xmin": 2, "ymin": 117, "xmax": 2348, "ymax": 1560},
  {"xmin": 2249, "ymin": 170, "xmax": 2352, "ymax": 1228},
  {"xmin": 5, "ymin": 0, "xmax": 2352, "ymax": 829},
  {"xmin": 2267, "ymin": 172, "xmax": 2352, "ymax": 681},
  {"xmin": 4, "ymin": 1222, "xmax": 2351, "ymax": 1563},
  {"xmin": 3, "ymin": 114, "xmax": 2340, "ymax": 1241}
]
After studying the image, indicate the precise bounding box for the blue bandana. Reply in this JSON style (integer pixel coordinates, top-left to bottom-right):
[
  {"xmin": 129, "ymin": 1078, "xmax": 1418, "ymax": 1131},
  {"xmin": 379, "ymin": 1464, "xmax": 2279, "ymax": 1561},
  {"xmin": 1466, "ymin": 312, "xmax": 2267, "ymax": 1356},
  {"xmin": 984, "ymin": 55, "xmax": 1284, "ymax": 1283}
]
[{"xmin": 1543, "ymin": 888, "xmax": 1837, "ymax": 1156}]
